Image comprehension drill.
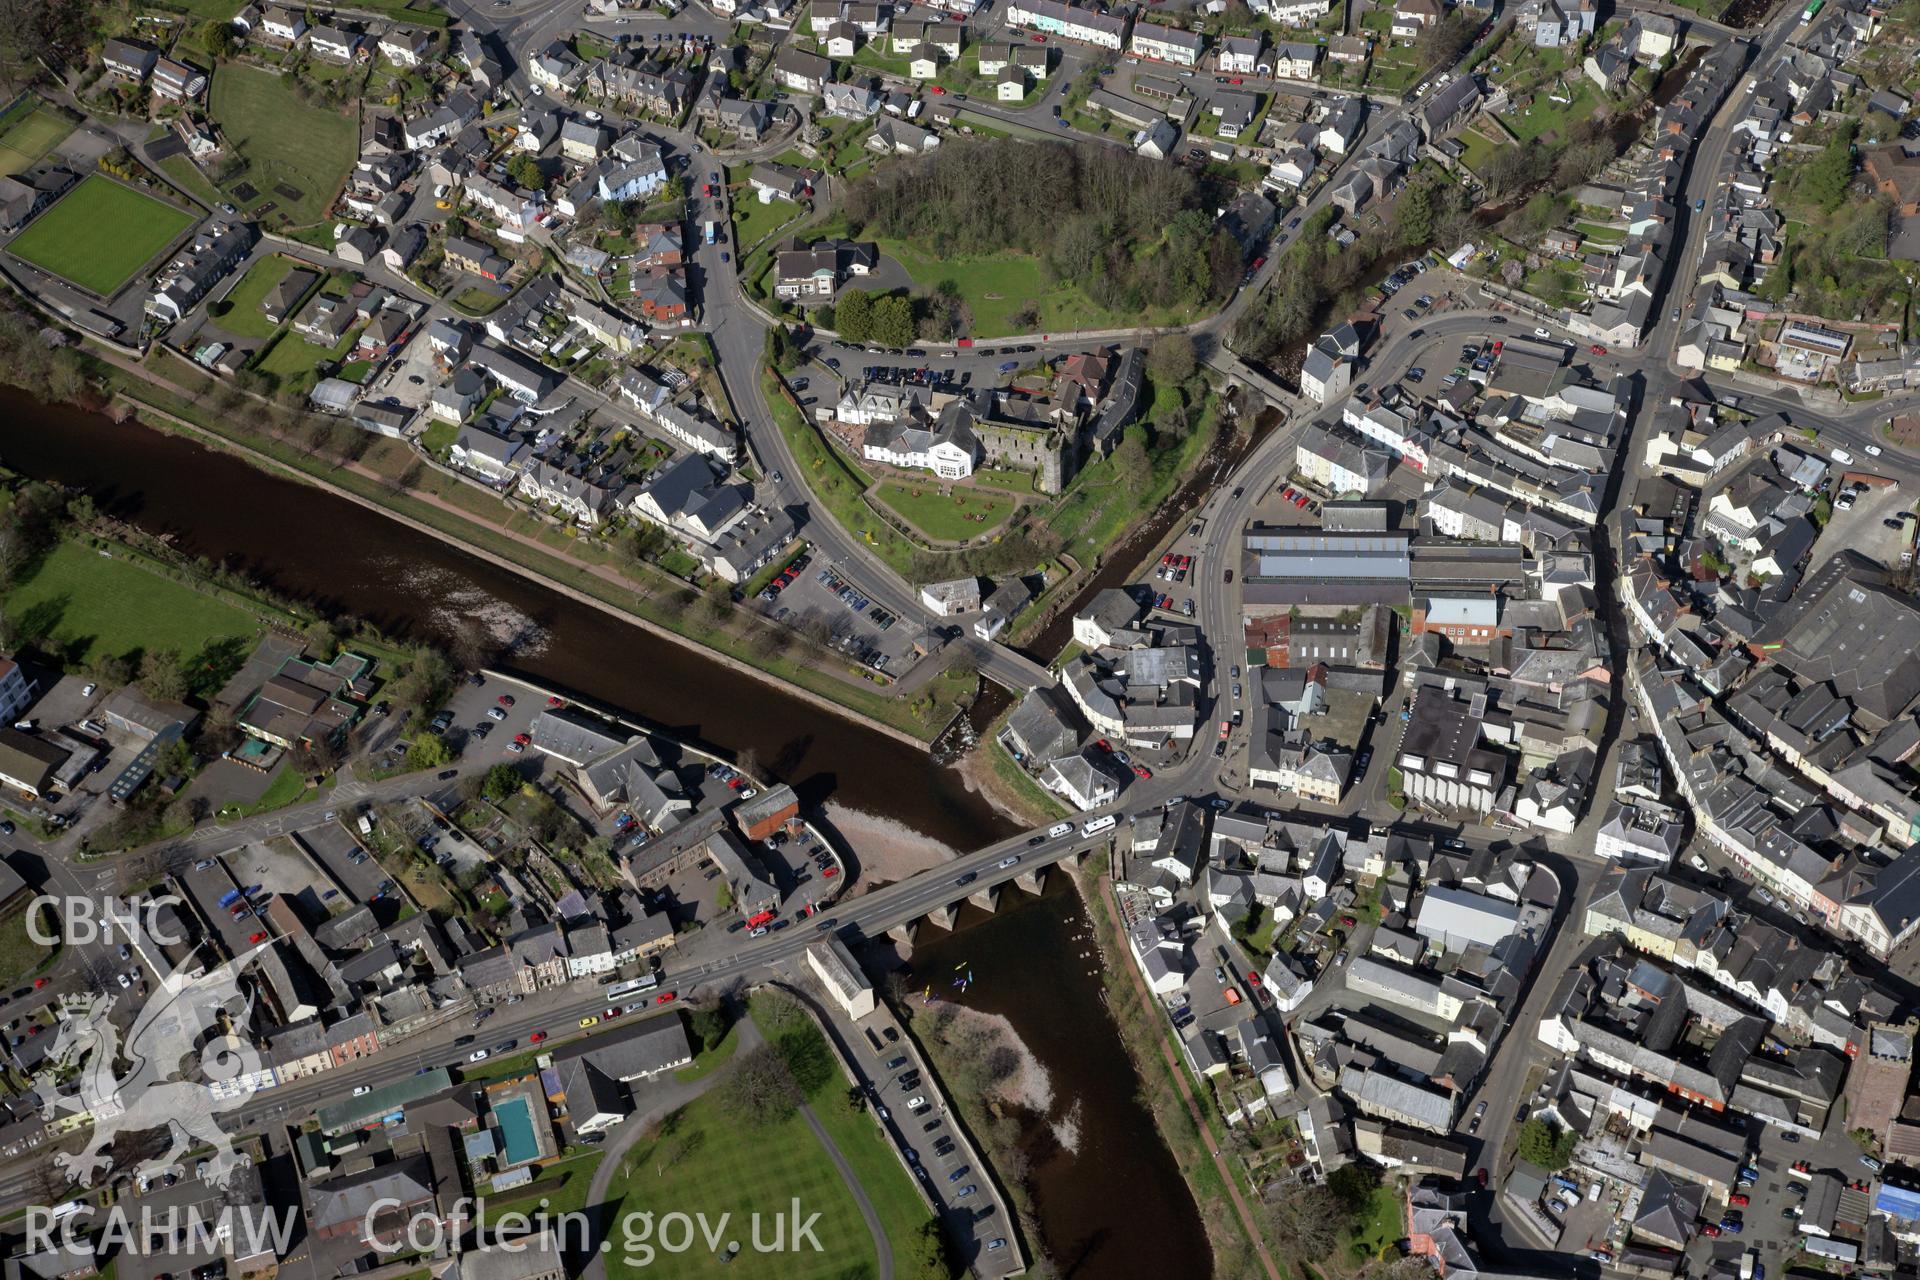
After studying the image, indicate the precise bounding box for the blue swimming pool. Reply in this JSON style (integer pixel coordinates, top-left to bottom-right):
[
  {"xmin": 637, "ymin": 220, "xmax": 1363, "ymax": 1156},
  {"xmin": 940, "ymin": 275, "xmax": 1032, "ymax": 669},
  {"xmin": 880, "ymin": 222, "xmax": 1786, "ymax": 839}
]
[{"xmin": 494, "ymin": 1095, "xmax": 540, "ymax": 1166}]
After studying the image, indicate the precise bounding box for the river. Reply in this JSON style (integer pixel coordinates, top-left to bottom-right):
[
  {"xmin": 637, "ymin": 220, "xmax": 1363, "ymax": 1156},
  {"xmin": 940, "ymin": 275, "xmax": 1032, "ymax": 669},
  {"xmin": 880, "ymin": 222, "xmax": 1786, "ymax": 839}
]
[
  {"xmin": 0, "ymin": 387, "xmax": 1213, "ymax": 1271},
  {"xmin": 898, "ymin": 879, "xmax": 1212, "ymax": 1280},
  {"xmin": 0, "ymin": 387, "xmax": 1008, "ymax": 845}
]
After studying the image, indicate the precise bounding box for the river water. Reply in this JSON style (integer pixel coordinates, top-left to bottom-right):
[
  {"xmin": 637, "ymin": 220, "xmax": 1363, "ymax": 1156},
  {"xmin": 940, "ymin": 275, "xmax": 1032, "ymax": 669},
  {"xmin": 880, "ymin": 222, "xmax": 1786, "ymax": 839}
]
[
  {"xmin": 0, "ymin": 387, "xmax": 1211, "ymax": 1273},
  {"xmin": 900, "ymin": 879, "xmax": 1211, "ymax": 1280},
  {"xmin": 0, "ymin": 388, "xmax": 1006, "ymax": 845}
]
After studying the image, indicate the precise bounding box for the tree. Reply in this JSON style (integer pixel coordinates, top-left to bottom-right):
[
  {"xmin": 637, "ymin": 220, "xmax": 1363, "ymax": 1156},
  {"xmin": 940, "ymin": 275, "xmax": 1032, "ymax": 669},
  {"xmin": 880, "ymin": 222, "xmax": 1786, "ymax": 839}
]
[
  {"xmin": 1265, "ymin": 1181, "xmax": 1346, "ymax": 1256},
  {"xmin": 1147, "ymin": 334, "xmax": 1197, "ymax": 388},
  {"xmin": 722, "ymin": 1043, "xmax": 800, "ymax": 1125},
  {"xmin": 138, "ymin": 650, "xmax": 188, "ymax": 703},
  {"xmin": 868, "ymin": 294, "xmax": 915, "ymax": 349},
  {"xmin": 1798, "ymin": 120, "xmax": 1859, "ymax": 214},
  {"xmin": 406, "ymin": 733, "xmax": 453, "ymax": 771},
  {"xmin": 1516, "ymin": 1117, "xmax": 1577, "ymax": 1170},
  {"xmin": 835, "ymin": 289, "xmax": 874, "ymax": 344},
  {"xmin": 1113, "ymin": 429, "xmax": 1152, "ymax": 500},
  {"xmin": 481, "ymin": 763, "xmax": 522, "ymax": 802},
  {"xmin": 200, "ymin": 19, "xmax": 236, "ymax": 59},
  {"xmin": 689, "ymin": 1005, "xmax": 732, "ymax": 1053},
  {"xmin": 507, "ymin": 154, "xmax": 544, "ymax": 190}
]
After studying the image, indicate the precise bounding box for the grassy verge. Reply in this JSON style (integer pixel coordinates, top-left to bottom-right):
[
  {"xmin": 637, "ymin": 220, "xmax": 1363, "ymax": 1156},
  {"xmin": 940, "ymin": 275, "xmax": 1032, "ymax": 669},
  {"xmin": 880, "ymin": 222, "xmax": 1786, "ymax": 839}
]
[{"xmin": 760, "ymin": 366, "xmax": 922, "ymax": 576}]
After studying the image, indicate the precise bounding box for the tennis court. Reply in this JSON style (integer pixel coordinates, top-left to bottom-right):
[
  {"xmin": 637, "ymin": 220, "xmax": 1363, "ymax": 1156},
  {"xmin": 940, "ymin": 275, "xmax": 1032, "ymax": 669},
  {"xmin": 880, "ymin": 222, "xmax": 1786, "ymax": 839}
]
[{"xmin": 0, "ymin": 102, "xmax": 72, "ymax": 176}]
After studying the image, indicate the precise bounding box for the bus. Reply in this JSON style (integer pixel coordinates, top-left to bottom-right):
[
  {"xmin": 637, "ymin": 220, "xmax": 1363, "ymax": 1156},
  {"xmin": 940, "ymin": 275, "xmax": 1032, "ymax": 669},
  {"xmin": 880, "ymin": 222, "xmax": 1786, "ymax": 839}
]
[
  {"xmin": 606, "ymin": 974, "xmax": 660, "ymax": 1001},
  {"xmin": 1801, "ymin": 0, "xmax": 1822, "ymax": 22}
]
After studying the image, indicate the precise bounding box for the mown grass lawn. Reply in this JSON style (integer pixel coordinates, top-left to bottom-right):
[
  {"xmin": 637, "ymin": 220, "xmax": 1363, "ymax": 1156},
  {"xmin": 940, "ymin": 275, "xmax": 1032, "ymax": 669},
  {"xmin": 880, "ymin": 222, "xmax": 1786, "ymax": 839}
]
[
  {"xmin": 1506, "ymin": 80, "xmax": 1602, "ymax": 144},
  {"xmin": 0, "ymin": 902, "xmax": 58, "ymax": 989},
  {"xmin": 874, "ymin": 480, "xmax": 1016, "ymax": 542},
  {"xmin": 0, "ymin": 100, "xmax": 73, "ymax": 175},
  {"xmin": 728, "ymin": 182, "xmax": 803, "ymax": 252},
  {"xmin": 3, "ymin": 539, "xmax": 262, "ymax": 668},
  {"xmin": 207, "ymin": 63, "xmax": 357, "ymax": 226},
  {"xmin": 216, "ymin": 255, "xmax": 314, "ymax": 340},
  {"xmin": 255, "ymin": 305, "xmax": 361, "ymax": 389},
  {"xmin": 8, "ymin": 176, "xmax": 193, "ymax": 295},
  {"xmin": 875, "ymin": 238, "xmax": 1196, "ymax": 338},
  {"xmin": 603, "ymin": 1002, "xmax": 936, "ymax": 1280}
]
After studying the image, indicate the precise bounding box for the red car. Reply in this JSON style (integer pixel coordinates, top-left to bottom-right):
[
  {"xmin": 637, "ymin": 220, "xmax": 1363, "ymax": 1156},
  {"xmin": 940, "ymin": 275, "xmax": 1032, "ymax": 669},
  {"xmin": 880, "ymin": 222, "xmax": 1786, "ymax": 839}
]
[
  {"xmin": 1729, "ymin": 1193, "xmax": 1750, "ymax": 1207},
  {"xmin": 1476, "ymin": 1168, "xmax": 1488, "ymax": 1189},
  {"xmin": 1588, "ymin": 344, "xmax": 1608, "ymax": 356},
  {"xmin": 1219, "ymin": 720, "xmax": 1231, "ymax": 740},
  {"xmin": 529, "ymin": 1031, "xmax": 547, "ymax": 1044},
  {"xmin": 702, "ymin": 182, "xmax": 713, "ymax": 197},
  {"xmin": 497, "ymin": 694, "xmax": 515, "ymax": 707},
  {"xmin": 1096, "ymin": 738, "xmax": 1112, "ymax": 752},
  {"xmin": 1340, "ymin": 915, "xmax": 1358, "ymax": 927},
  {"xmin": 727, "ymin": 776, "xmax": 746, "ymax": 790},
  {"xmin": 823, "ymin": 866, "xmax": 839, "ymax": 878},
  {"xmin": 605, "ymin": 1006, "xmax": 626, "ymax": 1019},
  {"xmin": 930, "ymin": 85, "xmax": 946, "ymax": 94},
  {"xmin": 247, "ymin": 932, "xmax": 267, "ymax": 944},
  {"xmin": 513, "ymin": 732, "xmax": 531, "ymax": 746},
  {"xmin": 655, "ymin": 991, "xmax": 677, "ymax": 1005},
  {"xmin": 1133, "ymin": 764, "xmax": 1152, "ymax": 780},
  {"xmin": 1030, "ymin": 32, "xmax": 1044, "ymax": 40},
  {"xmin": 32, "ymin": 978, "xmax": 47, "ymax": 989},
  {"xmin": 546, "ymin": 695, "xmax": 566, "ymax": 708},
  {"xmin": 1701, "ymin": 1224, "xmax": 1721, "ymax": 1238}
]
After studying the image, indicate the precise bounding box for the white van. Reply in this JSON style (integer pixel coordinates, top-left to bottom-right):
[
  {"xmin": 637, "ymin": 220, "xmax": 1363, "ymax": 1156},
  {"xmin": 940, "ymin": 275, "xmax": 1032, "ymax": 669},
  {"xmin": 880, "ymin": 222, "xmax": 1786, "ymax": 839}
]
[
  {"xmin": 1081, "ymin": 815, "xmax": 1118, "ymax": 838},
  {"xmin": 1047, "ymin": 822, "xmax": 1073, "ymax": 839}
]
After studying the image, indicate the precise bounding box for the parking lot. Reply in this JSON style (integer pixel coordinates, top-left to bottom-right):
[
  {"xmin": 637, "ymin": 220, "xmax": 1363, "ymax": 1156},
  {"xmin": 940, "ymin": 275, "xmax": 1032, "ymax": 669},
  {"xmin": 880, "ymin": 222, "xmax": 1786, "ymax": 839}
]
[
  {"xmin": 296, "ymin": 820, "xmax": 392, "ymax": 915},
  {"xmin": 175, "ymin": 853, "xmax": 275, "ymax": 959},
  {"xmin": 755, "ymin": 553, "xmax": 924, "ymax": 674}
]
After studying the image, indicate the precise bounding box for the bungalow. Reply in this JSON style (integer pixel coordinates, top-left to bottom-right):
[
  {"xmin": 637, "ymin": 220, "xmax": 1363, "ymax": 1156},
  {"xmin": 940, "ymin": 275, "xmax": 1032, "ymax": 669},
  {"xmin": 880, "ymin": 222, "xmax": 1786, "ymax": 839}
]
[
  {"xmin": 750, "ymin": 162, "xmax": 811, "ymax": 202},
  {"xmin": 379, "ymin": 26, "xmax": 432, "ymax": 66}
]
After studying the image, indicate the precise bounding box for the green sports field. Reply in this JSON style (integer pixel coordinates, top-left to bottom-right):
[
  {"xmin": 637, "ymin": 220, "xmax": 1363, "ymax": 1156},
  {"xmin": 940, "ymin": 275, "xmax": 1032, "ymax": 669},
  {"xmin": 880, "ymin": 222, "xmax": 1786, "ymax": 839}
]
[
  {"xmin": 207, "ymin": 64, "xmax": 358, "ymax": 227},
  {"xmin": 7, "ymin": 176, "xmax": 195, "ymax": 295}
]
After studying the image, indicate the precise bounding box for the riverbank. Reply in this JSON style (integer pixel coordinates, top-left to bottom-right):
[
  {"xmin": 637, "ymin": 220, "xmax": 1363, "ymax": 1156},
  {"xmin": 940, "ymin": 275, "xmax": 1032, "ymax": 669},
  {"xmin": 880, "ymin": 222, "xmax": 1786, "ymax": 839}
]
[
  {"xmin": 1072, "ymin": 861, "xmax": 1286, "ymax": 1280},
  {"xmin": 39, "ymin": 331, "xmax": 979, "ymax": 747}
]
